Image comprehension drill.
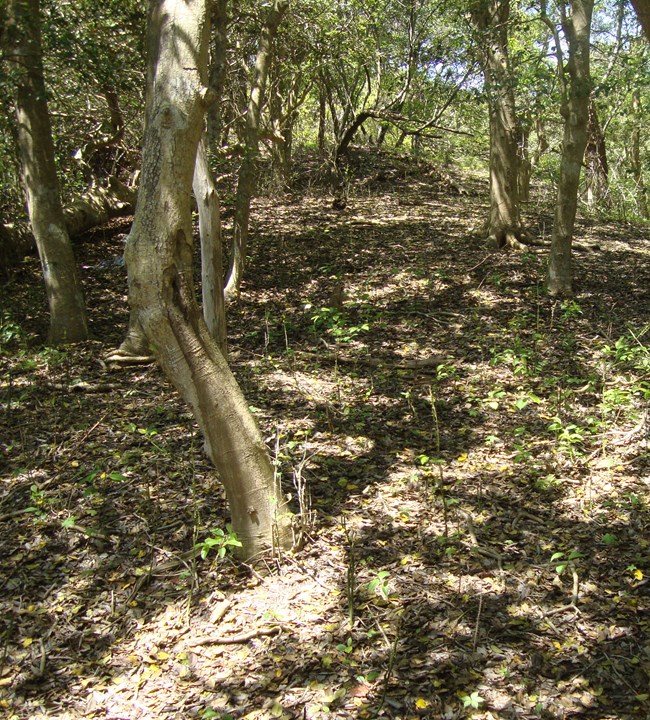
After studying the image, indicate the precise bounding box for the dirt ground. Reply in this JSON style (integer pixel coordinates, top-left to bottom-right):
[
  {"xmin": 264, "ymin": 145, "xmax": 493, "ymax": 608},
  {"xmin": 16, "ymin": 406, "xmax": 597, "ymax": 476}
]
[{"xmin": 1, "ymin": 152, "xmax": 650, "ymax": 719}]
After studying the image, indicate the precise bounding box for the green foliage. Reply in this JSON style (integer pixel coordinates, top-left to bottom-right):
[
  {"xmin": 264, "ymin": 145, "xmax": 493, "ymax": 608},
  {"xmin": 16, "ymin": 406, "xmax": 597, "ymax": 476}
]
[
  {"xmin": 307, "ymin": 304, "xmax": 370, "ymax": 342},
  {"xmin": 460, "ymin": 691, "xmax": 485, "ymax": 709},
  {"xmin": 0, "ymin": 314, "xmax": 25, "ymax": 352},
  {"xmin": 550, "ymin": 549, "xmax": 584, "ymax": 576},
  {"xmin": 195, "ymin": 525, "xmax": 242, "ymax": 561},
  {"xmin": 366, "ymin": 570, "xmax": 391, "ymax": 600}
]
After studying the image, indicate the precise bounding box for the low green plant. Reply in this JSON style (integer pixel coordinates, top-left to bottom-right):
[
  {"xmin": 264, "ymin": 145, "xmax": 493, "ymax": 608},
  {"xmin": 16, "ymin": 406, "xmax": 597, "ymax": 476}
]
[
  {"xmin": 336, "ymin": 636, "xmax": 354, "ymax": 654},
  {"xmin": 550, "ymin": 549, "xmax": 584, "ymax": 575},
  {"xmin": 0, "ymin": 313, "xmax": 24, "ymax": 350},
  {"xmin": 307, "ymin": 304, "xmax": 370, "ymax": 342},
  {"xmin": 366, "ymin": 570, "xmax": 391, "ymax": 600},
  {"xmin": 195, "ymin": 524, "xmax": 242, "ymax": 560},
  {"xmin": 482, "ymin": 389, "xmax": 506, "ymax": 409},
  {"xmin": 560, "ymin": 299, "xmax": 583, "ymax": 319},
  {"xmin": 460, "ymin": 691, "xmax": 485, "ymax": 709},
  {"xmin": 602, "ymin": 327, "xmax": 650, "ymax": 370},
  {"xmin": 548, "ymin": 416, "xmax": 586, "ymax": 454}
]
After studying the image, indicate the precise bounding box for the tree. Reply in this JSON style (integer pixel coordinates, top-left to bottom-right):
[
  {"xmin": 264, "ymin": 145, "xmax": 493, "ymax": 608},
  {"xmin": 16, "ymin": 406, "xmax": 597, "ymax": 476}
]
[
  {"xmin": 224, "ymin": 0, "xmax": 288, "ymax": 301},
  {"xmin": 545, "ymin": 0, "xmax": 595, "ymax": 297},
  {"xmin": 630, "ymin": 0, "xmax": 650, "ymax": 40},
  {"xmin": 470, "ymin": 0, "xmax": 527, "ymax": 249},
  {"xmin": 124, "ymin": 0, "xmax": 292, "ymax": 561},
  {"xmin": 630, "ymin": 87, "xmax": 649, "ymax": 217},
  {"xmin": 2, "ymin": 0, "xmax": 88, "ymax": 344}
]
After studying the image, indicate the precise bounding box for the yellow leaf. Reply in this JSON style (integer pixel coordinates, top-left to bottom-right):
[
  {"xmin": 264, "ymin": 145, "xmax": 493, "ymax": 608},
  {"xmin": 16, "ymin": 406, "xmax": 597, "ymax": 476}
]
[
  {"xmin": 456, "ymin": 454, "xmax": 468, "ymax": 463},
  {"xmin": 415, "ymin": 698, "xmax": 430, "ymax": 709},
  {"xmin": 634, "ymin": 569, "xmax": 644, "ymax": 581},
  {"xmin": 22, "ymin": 638, "xmax": 33, "ymax": 648},
  {"xmin": 156, "ymin": 651, "xmax": 170, "ymax": 660},
  {"xmin": 270, "ymin": 703, "xmax": 284, "ymax": 718}
]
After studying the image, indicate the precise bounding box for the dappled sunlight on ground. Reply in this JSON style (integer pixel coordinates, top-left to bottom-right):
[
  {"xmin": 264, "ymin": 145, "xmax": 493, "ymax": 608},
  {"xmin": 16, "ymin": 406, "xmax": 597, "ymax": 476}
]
[{"xmin": 1, "ymin": 151, "xmax": 650, "ymax": 718}]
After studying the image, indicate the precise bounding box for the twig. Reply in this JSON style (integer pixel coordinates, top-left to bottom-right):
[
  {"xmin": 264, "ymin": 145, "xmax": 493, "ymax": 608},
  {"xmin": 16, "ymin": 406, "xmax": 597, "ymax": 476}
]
[
  {"xmin": 472, "ymin": 595, "xmax": 484, "ymax": 653},
  {"xmin": 187, "ymin": 625, "xmax": 282, "ymax": 647},
  {"xmin": 376, "ymin": 619, "xmax": 400, "ymax": 712}
]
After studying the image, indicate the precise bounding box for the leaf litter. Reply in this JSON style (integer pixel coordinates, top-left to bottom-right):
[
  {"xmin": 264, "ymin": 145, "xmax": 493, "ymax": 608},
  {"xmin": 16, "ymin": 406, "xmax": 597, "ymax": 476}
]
[{"xmin": 1, "ymin": 149, "xmax": 649, "ymax": 719}]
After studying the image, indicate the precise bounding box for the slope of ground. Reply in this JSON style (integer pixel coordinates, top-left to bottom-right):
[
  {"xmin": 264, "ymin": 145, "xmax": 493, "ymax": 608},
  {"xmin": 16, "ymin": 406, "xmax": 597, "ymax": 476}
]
[{"xmin": 1, "ymin": 151, "xmax": 649, "ymax": 720}]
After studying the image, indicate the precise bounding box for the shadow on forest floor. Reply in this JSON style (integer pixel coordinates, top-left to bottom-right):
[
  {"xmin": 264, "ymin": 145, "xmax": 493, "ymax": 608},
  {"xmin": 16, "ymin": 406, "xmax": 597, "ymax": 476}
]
[{"xmin": 1, "ymin": 150, "xmax": 650, "ymax": 719}]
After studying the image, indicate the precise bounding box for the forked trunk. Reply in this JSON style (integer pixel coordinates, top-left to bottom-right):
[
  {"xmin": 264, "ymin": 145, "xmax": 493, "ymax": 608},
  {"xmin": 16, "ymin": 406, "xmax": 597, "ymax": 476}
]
[{"xmin": 125, "ymin": 0, "xmax": 292, "ymax": 560}]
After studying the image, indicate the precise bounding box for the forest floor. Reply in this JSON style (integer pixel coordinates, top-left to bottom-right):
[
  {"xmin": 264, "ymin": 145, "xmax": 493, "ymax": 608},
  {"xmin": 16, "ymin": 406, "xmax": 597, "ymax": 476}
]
[{"xmin": 1, "ymin": 150, "xmax": 650, "ymax": 720}]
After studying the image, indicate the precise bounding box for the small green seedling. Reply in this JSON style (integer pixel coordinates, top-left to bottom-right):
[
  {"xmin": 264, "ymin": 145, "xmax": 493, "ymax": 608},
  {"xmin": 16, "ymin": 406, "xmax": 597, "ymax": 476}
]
[
  {"xmin": 461, "ymin": 691, "xmax": 485, "ymax": 709},
  {"xmin": 336, "ymin": 637, "xmax": 354, "ymax": 654},
  {"xmin": 367, "ymin": 570, "xmax": 391, "ymax": 600},
  {"xmin": 550, "ymin": 549, "xmax": 584, "ymax": 575},
  {"xmin": 195, "ymin": 525, "xmax": 242, "ymax": 560}
]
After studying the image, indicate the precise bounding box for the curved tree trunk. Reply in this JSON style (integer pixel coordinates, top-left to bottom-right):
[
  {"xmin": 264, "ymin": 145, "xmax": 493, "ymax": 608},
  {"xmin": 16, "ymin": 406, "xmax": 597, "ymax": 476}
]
[
  {"xmin": 3, "ymin": 0, "xmax": 88, "ymax": 344},
  {"xmin": 547, "ymin": 0, "xmax": 594, "ymax": 297},
  {"xmin": 471, "ymin": 0, "xmax": 525, "ymax": 250},
  {"xmin": 125, "ymin": 0, "xmax": 292, "ymax": 561},
  {"xmin": 224, "ymin": 0, "xmax": 288, "ymax": 301}
]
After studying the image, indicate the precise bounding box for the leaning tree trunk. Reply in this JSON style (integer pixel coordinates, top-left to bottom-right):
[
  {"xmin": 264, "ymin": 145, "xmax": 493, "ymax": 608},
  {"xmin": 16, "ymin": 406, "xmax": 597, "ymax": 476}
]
[
  {"xmin": 3, "ymin": 0, "xmax": 88, "ymax": 344},
  {"xmin": 471, "ymin": 0, "xmax": 525, "ymax": 249},
  {"xmin": 547, "ymin": 0, "xmax": 594, "ymax": 297},
  {"xmin": 125, "ymin": 0, "xmax": 292, "ymax": 560}
]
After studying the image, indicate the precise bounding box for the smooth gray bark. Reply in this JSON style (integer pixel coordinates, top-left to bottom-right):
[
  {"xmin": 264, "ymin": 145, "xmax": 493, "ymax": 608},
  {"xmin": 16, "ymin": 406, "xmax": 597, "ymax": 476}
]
[
  {"xmin": 193, "ymin": 137, "xmax": 228, "ymax": 355},
  {"xmin": 125, "ymin": 0, "xmax": 292, "ymax": 560}
]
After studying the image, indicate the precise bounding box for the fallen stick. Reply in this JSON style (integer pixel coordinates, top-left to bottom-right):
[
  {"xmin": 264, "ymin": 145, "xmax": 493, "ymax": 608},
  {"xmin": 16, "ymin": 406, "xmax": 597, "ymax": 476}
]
[{"xmin": 187, "ymin": 625, "xmax": 282, "ymax": 647}]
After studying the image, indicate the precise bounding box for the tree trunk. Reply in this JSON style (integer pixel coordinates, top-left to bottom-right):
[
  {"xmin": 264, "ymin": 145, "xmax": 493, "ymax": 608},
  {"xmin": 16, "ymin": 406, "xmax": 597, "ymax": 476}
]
[
  {"xmin": 630, "ymin": 0, "xmax": 650, "ymax": 41},
  {"xmin": 3, "ymin": 0, "xmax": 88, "ymax": 344},
  {"xmin": 584, "ymin": 94, "xmax": 609, "ymax": 207},
  {"xmin": 194, "ymin": 137, "xmax": 228, "ymax": 355},
  {"xmin": 631, "ymin": 89, "xmax": 648, "ymax": 219},
  {"xmin": 471, "ymin": 0, "xmax": 524, "ymax": 249},
  {"xmin": 547, "ymin": 0, "xmax": 594, "ymax": 297},
  {"xmin": 224, "ymin": 0, "xmax": 288, "ymax": 301},
  {"xmin": 318, "ymin": 77, "xmax": 327, "ymax": 159},
  {"xmin": 207, "ymin": 0, "xmax": 229, "ymax": 152},
  {"xmin": 124, "ymin": 0, "xmax": 292, "ymax": 561}
]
